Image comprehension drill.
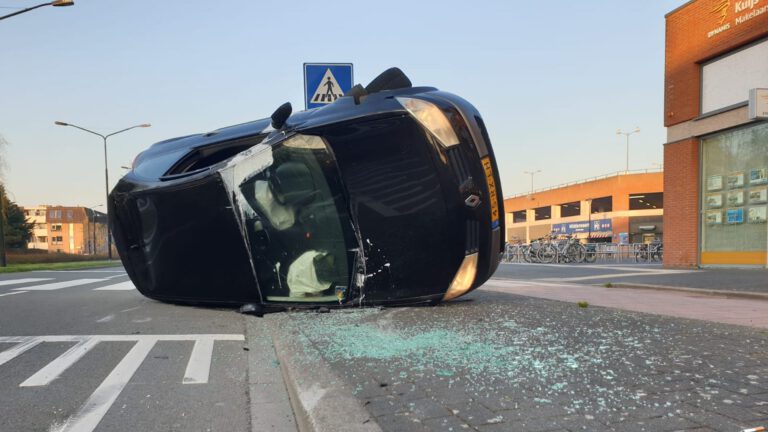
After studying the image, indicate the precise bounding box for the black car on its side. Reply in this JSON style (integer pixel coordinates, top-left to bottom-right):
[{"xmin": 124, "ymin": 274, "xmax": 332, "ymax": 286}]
[{"xmin": 109, "ymin": 68, "xmax": 504, "ymax": 308}]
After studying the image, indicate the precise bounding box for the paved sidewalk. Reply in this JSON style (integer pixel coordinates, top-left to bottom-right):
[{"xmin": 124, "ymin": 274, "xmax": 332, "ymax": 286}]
[
  {"xmin": 496, "ymin": 263, "xmax": 768, "ymax": 294},
  {"xmin": 269, "ymin": 291, "xmax": 768, "ymax": 432},
  {"xmin": 484, "ymin": 278, "xmax": 768, "ymax": 328}
]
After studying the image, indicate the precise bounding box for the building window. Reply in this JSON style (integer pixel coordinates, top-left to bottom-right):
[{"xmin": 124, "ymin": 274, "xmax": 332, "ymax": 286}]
[
  {"xmin": 701, "ymin": 123, "xmax": 768, "ymax": 261},
  {"xmin": 629, "ymin": 193, "xmax": 663, "ymax": 210},
  {"xmin": 51, "ymin": 224, "xmax": 62, "ymax": 232},
  {"xmin": 701, "ymin": 39, "xmax": 768, "ymax": 114},
  {"xmin": 37, "ymin": 236, "xmax": 47, "ymax": 242},
  {"xmin": 560, "ymin": 201, "xmax": 581, "ymax": 218},
  {"xmin": 512, "ymin": 210, "xmax": 527, "ymax": 223},
  {"xmin": 591, "ymin": 196, "xmax": 612, "ymax": 214},
  {"xmin": 52, "ymin": 236, "xmax": 63, "ymax": 244},
  {"xmin": 534, "ymin": 206, "xmax": 551, "ymax": 221}
]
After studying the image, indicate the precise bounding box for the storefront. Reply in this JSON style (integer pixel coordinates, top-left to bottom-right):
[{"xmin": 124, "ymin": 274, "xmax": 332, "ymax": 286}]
[
  {"xmin": 664, "ymin": 0, "xmax": 768, "ymax": 268},
  {"xmin": 700, "ymin": 123, "xmax": 768, "ymax": 265}
]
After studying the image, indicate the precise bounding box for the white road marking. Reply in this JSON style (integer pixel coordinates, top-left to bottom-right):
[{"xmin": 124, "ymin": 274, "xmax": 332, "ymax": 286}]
[
  {"xmin": 540, "ymin": 270, "xmax": 696, "ymax": 282},
  {"xmin": 40, "ymin": 270, "xmax": 126, "ymax": 273},
  {"xmin": 1, "ymin": 334, "xmax": 246, "ymax": 432},
  {"xmin": 93, "ymin": 281, "xmax": 135, "ymax": 291},
  {"xmin": 0, "ymin": 337, "xmax": 43, "ymax": 367},
  {"xmin": 0, "ymin": 278, "xmax": 52, "ymax": 286},
  {"xmin": 13, "ymin": 279, "xmax": 104, "ymax": 291},
  {"xmin": 119, "ymin": 306, "xmax": 141, "ymax": 313},
  {"xmin": 96, "ymin": 314, "xmax": 115, "ymax": 323},
  {"xmin": 51, "ymin": 339, "xmax": 157, "ymax": 432},
  {"xmin": 183, "ymin": 337, "xmax": 215, "ymax": 384},
  {"xmin": 20, "ymin": 338, "xmax": 101, "ymax": 387},
  {"xmin": 0, "ymin": 291, "xmax": 27, "ymax": 297}
]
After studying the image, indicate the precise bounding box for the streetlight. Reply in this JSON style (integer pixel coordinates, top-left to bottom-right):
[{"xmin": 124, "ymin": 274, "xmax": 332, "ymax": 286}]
[
  {"xmin": 0, "ymin": 0, "xmax": 73, "ymax": 22},
  {"xmin": 523, "ymin": 170, "xmax": 542, "ymax": 196},
  {"xmin": 55, "ymin": 121, "xmax": 151, "ymax": 259},
  {"xmin": 616, "ymin": 127, "xmax": 640, "ymax": 173}
]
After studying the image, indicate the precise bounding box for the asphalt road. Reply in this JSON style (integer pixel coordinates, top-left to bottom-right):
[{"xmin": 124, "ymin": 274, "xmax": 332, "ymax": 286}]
[
  {"xmin": 0, "ymin": 268, "xmax": 253, "ymax": 432},
  {"xmin": 2, "ymin": 264, "xmax": 767, "ymax": 432}
]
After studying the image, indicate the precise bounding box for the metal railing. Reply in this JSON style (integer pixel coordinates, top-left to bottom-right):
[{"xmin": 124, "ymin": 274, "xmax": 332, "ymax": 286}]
[
  {"xmin": 502, "ymin": 242, "xmax": 663, "ymax": 264},
  {"xmin": 503, "ymin": 168, "xmax": 663, "ymax": 200}
]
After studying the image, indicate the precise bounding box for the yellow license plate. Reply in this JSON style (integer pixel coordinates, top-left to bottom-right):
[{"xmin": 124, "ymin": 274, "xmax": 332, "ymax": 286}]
[{"xmin": 481, "ymin": 157, "xmax": 499, "ymax": 228}]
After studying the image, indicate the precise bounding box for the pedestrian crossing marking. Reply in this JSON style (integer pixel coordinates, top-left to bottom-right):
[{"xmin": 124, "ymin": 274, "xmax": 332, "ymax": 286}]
[
  {"xmin": 12, "ymin": 278, "xmax": 103, "ymax": 291},
  {"xmin": 93, "ymin": 281, "xmax": 135, "ymax": 291},
  {"xmin": 51, "ymin": 339, "xmax": 158, "ymax": 432},
  {"xmin": 19, "ymin": 338, "xmax": 100, "ymax": 387},
  {"xmin": 183, "ymin": 337, "xmax": 216, "ymax": 384},
  {"xmin": 0, "ymin": 291, "xmax": 27, "ymax": 297},
  {"xmin": 0, "ymin": 336, "xmax": 43, "ymax": 367},
  {"xmin": 0, "ymin": 278, "xmax": 52, "ymax": 286},
  {"xmin": 310, "ymin": 68, "xmax": 345, "ymax": 104},
  {"xmin": 0, "ymin": 334, "xmax": 245, "ymax": 432}
]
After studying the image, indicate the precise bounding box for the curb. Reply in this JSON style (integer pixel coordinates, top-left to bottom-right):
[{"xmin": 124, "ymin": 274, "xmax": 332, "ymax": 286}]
[
  {"xmin": 607, "ymin": 283, "xmax": 768, "ymax": 301},
  {"xmin": 266, "ymin": 314, "xmax": 381, "ymax": 432}
]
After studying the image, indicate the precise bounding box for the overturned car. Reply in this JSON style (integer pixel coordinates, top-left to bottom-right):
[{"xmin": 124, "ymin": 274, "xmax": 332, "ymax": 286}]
[{"xmin": 109, "ymin": 68, "xmax": 504, "ymax": 308}]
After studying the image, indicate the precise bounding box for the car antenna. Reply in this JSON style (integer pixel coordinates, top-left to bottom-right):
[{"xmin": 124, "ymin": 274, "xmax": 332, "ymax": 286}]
[{"xmin": 271, "ymin": 102, "xmax": 292, "ymax": 129}]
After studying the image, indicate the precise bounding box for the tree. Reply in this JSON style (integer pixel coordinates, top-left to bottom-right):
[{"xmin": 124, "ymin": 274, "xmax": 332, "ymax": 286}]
[
  {"xmin": 1, "ymin": 185, "xmax": 33, "ymax": 249},
  {"xmin": 0, "ymin": 135, "xmax": 33, "ymax": 250}
]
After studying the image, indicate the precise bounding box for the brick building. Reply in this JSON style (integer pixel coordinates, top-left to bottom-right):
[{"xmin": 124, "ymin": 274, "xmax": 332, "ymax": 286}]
[
  {"xmin": 504, "ymin": 171, "xmax": 663, "ymax": 244},
  {"xmin": 664, "ymin": 0, "xmax": 768, "ymax": 267},
  {"xmin": 23, "ymin": 206, "xmax": 108, "ymax": 255}
]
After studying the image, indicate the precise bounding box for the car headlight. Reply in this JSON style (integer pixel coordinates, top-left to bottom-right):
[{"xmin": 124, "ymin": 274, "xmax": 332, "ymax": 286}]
[
  {"xmin": 396, "ymin": 97, "xmax": 460, "ymax": 148},
  {"xmin": 442, "ymin": 253, "xmax": 478, "ymax": 301}
]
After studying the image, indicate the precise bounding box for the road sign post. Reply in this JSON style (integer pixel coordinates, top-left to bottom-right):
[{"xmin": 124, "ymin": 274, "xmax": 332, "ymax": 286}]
[{"xmin": 304, "ymin": 63, "xmax": 353, "ymax": 110}]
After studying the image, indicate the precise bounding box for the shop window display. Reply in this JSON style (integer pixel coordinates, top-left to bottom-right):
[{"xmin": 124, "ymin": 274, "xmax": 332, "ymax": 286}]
[{"xmin": 701, "ymin": 123, "xmax": 768, "ymax": 264}]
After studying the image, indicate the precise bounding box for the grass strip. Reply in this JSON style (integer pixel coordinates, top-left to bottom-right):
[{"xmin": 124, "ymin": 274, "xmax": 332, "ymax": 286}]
[{"xmin": 0, "ymin": 261, "xmax": 121, "ymax": 273}]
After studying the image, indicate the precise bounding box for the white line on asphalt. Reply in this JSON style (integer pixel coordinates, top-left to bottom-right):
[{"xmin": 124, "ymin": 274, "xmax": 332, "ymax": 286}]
[
  {"xmin": 20, "ymin": 338, "xmax": 101, "ymax": 387},
  {"xmin": 0, "ymin": 291, "xmax": 27, "ymax": 297},
  {"xmin": 93, "ymin": 281, "xmax": 135, "ymax": 291},
  {"xmin": 183, "ymin": 337, "xmax": 215, "ymax": 384},
  {"xmin": 51, "ymin": 339, "xmax": 157, "ymax": 432},
  {"xmin": 0, "ymin": 334, "xmax": 245, "ymax": 343},
  {"xmin": 119, "ymin": 306, "xmax": 141, "ymax": 313},
  {"xmin": 13, "ymin": 279, "xmax": 105, "ymax": 291},
  {"xmin": 0, "ymin": 278, "xmax": 53, "ymax": 286},
  {"xmin": 540, "ymin": 271, "xmax": 696, "ymax": 282},
  {"xmin": 40, "ymin": 270, "xmax": 126, "ymax": 273},
  {"xmin": 0, "ymin": 337, "xmax": 43, "ymax": 367},
  {"xmin": 96, "ymin": 314, "xmax": 114, "ymax": 323}
]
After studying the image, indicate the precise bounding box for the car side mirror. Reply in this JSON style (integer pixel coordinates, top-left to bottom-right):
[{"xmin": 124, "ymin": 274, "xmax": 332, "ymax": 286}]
[{"xmin": 271, "ymin": 102, "xmax": 292, "ymax": 129}]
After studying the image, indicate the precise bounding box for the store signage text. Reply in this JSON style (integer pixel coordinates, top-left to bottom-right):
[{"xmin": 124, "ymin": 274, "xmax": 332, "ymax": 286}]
[
  {"xmin": 707, "ymin": 0, "xmax": 767, "ymax": 38},
  {"xmin": 553, "ymin": 219, "xmax": 612, "ymax": 235}
]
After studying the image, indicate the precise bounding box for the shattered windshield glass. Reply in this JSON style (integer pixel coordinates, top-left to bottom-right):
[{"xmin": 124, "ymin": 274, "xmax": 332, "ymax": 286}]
[{"xmin": 220, "ymin": 134, "xmax": 357, "ymax": 303}]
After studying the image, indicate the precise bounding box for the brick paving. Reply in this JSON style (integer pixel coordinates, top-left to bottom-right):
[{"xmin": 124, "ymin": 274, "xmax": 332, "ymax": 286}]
[
  {"xmin": 276, "ymin": 290, "xmax": 768, "ymax": 432},
  {"xmin": 482, "ymin": 279, "xmax": 768, "ymax": 329}
]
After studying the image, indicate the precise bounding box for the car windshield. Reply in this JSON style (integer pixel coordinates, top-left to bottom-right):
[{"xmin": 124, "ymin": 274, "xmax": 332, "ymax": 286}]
[{"xmin": 220, "ymin": 134, "xmax": 357, "ymax": 303}]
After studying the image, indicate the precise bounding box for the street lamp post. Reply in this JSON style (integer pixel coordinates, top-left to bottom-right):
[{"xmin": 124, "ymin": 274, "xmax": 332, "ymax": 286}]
[
  {"xmin": 616, "ymin": 127, "xmax": 640, "ymax": 173},
  {"xmin": 0, "ymin": 0, "xmax": 73, "ymax": 21},
  {"xmin": 523, "ymin": 170, "xmax": 542, "ymax": 196},
  {"xmin": 55, "ymin": 121, "xmax": 151, "ymax": 259}
]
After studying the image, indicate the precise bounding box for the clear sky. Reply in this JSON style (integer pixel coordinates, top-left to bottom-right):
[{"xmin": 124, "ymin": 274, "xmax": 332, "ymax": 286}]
[{"xmin": 0, "ymin": 0, "xmax": 684, "ymax": 208}]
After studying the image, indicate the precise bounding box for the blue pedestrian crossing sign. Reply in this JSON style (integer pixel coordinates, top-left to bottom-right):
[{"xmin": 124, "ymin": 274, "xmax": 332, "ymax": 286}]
[{"xmin": 304, "ymin": 63, "xmax": 354, "ymax": 109}]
